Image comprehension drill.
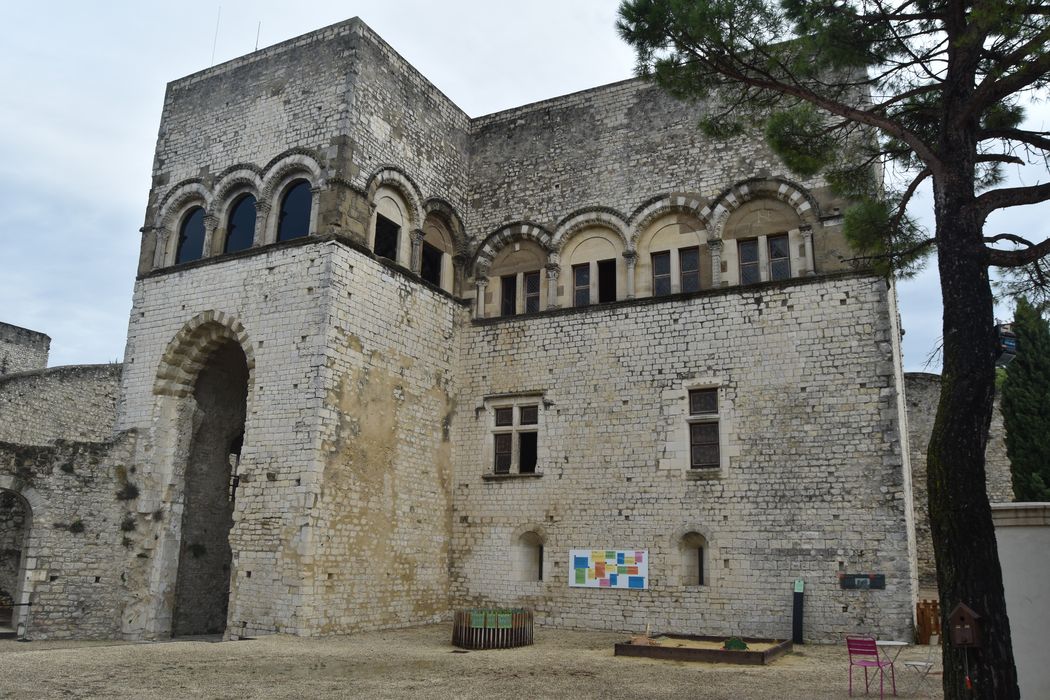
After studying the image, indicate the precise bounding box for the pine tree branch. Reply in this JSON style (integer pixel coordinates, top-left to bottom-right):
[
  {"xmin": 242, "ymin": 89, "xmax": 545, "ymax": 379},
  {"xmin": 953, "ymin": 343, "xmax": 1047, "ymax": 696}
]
[
  {"xmin": 985, "ymin": 236, "xmax": 1050, "ymax": 268},
  {"xmin": 976, "ymin": 181, "xmax": 1050, "ymax": 217},
  {"xmin": 980, "ymin": 128, "xmax": 1050, "ymax": 153},
  {"xmin": 965, "ymin": 27, "xmax": 1050, "ymax": 120}
]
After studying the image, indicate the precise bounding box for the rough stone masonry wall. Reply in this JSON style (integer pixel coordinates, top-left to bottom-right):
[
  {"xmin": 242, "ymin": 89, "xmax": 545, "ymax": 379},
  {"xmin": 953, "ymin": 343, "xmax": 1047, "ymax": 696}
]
[
  {"xmin": 466, "ymin": 80, "xmax": 853, "ymax": 250},
  {"xmin": 306, "ymin": 243, "xmax": 464, "ymax": 634},
  {"xmin": 905, "ymin": 372, "xmax": 1013, "ymax": 591},
  {"xmin": 0, "ymin": 490, "xmax": 27, "ymax": 606},
  {"xmin": 0, "ymin": 322, "xmax": 49, "ymax": 376},
  {"xmin": 0, "ymin": 364, "xmax": 121, "ymax": 446},
  {"xmin": 0, "ymin": 434, "xmax": 139, "ymax": 639},
  {"xmin": 118, "ymin": 240, "xmax": 332, "ymax": 637},
  {"xmin": 344, "ymin": 23, "xmax": 470, "ymax": 214},
  {"xmin": 453, "ymin": 273, "xmax": 915, "ymax": 643}
]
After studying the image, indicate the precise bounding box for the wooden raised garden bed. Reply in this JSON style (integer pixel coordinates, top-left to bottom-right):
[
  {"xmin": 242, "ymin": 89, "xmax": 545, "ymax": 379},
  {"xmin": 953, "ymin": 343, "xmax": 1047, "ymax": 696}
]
[{"xmin": 614, "ymin": 634, "xmax": 792, "ymax": 665}]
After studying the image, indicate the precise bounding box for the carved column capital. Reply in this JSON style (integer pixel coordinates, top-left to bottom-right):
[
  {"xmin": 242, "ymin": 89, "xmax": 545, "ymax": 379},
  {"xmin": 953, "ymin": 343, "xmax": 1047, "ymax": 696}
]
[
  {"xmin": 622, "ymin": 250, "xmax": 638, "ymax": 267},
  {"xmin": 707, "ymin": 238, "xmax": 724, "ymax": 253}
]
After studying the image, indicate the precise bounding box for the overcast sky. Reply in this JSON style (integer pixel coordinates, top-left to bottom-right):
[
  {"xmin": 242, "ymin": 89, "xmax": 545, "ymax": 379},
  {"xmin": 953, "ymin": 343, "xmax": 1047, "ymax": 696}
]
[{"xmin": 1, "ymin": 2, "xmax": 1046, "ymax": 369}]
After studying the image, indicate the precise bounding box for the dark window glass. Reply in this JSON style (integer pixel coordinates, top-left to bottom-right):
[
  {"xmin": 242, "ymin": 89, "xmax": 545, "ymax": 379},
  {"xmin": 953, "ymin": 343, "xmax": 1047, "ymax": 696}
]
[
  {"xmin": 652, "ymin": 251, "xmax": 672, "ymax": 296},
  {"xmin": 374, "ymin": 214, "xmax": 400, "ymax": 261},
  {"xmin": 421, "ymin": 241, "xmax": 443, "ymax": 286},
  {"xmin": 680, "ymin": 247, "xmax": 700, "ymax": 293},
  {"xmin": 494, "ymin": 407, "xmax": 513, "ymax": 426},
  {"xmin": 538, "ymin": 545, "xmax": 544, "ymax": 581},
  {"xmin": 573, "ymin": 263, "xmax": 590, "ymax": 307},
  {"xmin": 494, "ymin": 433, "xmax": 512, "ymax": 474},
  {"xmin": 597, "ymin": 258, "xmax": 616, "ymax": 303},
  {"xmin": 689, "ymin": 422, "xmax": 720, "ymax": 468},
  {"xmin": 697, "ymin": 546, "xmax": 704, "ymax": 586},
  {"xmin": 768, "ymin": 234, "xmax": 791, "ymax": 281},
  {"xmin": 277, "ymin": 179, "xmax": 311, "ymax": 242},
  {"xmin": 224, "ymin": 194, "xmax": 257, "ymax": 254},
  {"xmin": 739, "ymin": 239, "xmax": 760, "ymax": 285},
  {"xmin": 519, "ymin": 405, "xmax": 538, "ymax": 425},
  {"xmin": 689, "ymin": 388, "xmax": 718, "ymax": 415},
  {"xmin": 524, "ymin": 271, "xmax": 541, "ymax": 313},
  {"xmin": 519, "ymin": 432, "xmax": 538, "ymax": 473},
  {"xmin": 501, "ymin": 275, "xmax": 517, "ymax": 316},
  {"xmin": 175, "ymin": 207, "xmax": 206, "ymax": 264}
]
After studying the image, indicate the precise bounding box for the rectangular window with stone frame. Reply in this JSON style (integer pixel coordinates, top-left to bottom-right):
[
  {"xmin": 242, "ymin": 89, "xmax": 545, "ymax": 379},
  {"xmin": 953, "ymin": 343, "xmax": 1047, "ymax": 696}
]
[
  {"xmin": 491, "ymin": 401, "xmax": 540, "ymax": 475},
  {"xmin": 687, "ymin": 388, "xmax": 720, "ymax": 470}
]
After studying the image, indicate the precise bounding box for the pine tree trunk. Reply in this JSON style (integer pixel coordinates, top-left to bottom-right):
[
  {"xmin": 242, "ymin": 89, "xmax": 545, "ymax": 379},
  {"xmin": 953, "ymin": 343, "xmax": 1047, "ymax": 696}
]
[{"xmin": 928, "ymin": 175, "xmax": 1020, "ymax": 698}]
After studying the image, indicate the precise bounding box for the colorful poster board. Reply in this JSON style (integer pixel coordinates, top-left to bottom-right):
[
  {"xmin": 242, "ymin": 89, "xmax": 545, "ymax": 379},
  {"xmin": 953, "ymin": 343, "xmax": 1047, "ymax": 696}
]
[{"xmin": 569, "ymin": 549, "xmax": 649, "ymax": 589}]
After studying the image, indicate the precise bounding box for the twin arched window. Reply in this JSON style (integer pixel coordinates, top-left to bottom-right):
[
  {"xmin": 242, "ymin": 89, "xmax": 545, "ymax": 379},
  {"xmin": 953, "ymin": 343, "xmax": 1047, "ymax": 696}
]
[{"xmin": 277, "ymin": 179, "xmax": 311, "ymax": 242}]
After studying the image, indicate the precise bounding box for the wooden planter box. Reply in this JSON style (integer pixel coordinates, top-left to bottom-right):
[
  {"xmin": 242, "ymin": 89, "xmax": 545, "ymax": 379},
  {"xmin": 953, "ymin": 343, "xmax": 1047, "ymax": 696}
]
[{"xmin": 615, "ymin": 634, "xmax": 792, "ymax": 665}]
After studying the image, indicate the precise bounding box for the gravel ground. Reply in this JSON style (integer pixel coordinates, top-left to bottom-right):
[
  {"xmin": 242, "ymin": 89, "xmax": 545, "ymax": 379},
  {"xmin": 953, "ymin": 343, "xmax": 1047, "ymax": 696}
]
[{"xmin": 0, "ymin": 625, "xmax": 943, "ymax": 699}]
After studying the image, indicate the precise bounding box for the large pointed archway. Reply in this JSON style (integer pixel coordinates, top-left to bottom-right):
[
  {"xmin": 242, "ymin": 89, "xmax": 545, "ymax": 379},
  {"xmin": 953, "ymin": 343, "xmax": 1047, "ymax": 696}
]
[{"xmin": 0, "ymin": 488, "xmax": 31, "ymax": 636}]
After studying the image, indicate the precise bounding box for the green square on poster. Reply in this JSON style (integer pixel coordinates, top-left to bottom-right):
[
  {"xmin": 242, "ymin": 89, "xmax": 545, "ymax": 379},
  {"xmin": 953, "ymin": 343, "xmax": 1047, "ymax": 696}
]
[
  {"xmin": 618, "ymin": 565, "xmax": 628, "ymax": 574},
  {"xmin": 605, "ymin": 550, "xmax": 615, "ymax": 561},
  {"xmin": 575, "ymin": 568, "xmax": 586, "ymax": 585}
]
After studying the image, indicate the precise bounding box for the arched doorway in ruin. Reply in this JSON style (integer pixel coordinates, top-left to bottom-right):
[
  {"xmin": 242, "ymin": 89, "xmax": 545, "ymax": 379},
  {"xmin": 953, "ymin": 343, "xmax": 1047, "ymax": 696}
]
[
  {"xmin": 0, "ymin": 488, "xmax": 31, "ymax": 636},
  {"xmin": 170, "ymin": 339, "xmax": 249, "ymax": 636}
]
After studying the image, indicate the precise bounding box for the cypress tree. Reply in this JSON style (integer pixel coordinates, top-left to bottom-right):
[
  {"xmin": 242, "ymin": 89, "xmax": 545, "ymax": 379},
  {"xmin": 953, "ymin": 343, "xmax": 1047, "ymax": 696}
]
[{"xmin": 1002, "ymin": 299, "xmax": 1050, "ymax": 501}]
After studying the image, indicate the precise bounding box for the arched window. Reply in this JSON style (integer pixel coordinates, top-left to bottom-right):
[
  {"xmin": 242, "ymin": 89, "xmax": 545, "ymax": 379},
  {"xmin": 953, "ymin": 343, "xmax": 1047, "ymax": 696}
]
[
  {"xmin": 224, "ymin": 194, "xmax": 257, "ymax": 254},
  {"xmin": 515, "ymin": 531, "xmax": 545, "ymax": 582},
  {"xmin": 681, "ymin": 532, "xmax": 708, "ymax": 586},
  {"xmin": 636, "ymin": 215, "xmax": 708, "ymax": 297},
  {"xmin": 722, "ymin": 199, "xmax": 802, "ymax": 285},
  {"xmin": 175, "ymin": 207, "xmax": 206, "ymax": 265},
  {"xmin": 277, "ymin": 179, "xmax": 312, "ymax": 242},
  {"xmin": 560, "ymin": 228, "xmax": 624, "ymax": 307},
  {"xmin": 371, "ymin": 189, "xmax": 409, "ymax": 265},
  {"xmin": 421, "ymin": 214, "xmax": 455, "ymax": 291},
  {"xmin": 488, "ymin": 240, "xmax": 546, "ymax": 316}
]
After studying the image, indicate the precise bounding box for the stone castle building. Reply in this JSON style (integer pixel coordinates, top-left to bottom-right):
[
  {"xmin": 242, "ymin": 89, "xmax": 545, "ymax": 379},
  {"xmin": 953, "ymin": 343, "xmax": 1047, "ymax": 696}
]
[{"xmin": 0, "ymin": 18, "xmax": 1011, "ymax": 642}]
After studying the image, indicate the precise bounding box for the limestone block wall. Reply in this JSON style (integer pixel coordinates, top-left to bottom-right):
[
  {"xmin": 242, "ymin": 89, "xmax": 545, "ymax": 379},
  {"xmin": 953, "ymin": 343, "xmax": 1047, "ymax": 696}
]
[
  {"xmin": 0, "ymin": 434, "xmax": 139, "ymax": 640},
  {"xmin": 305, "ymin": 243, "xmax": 465, "ymax": 634},
  {"xmin": 0, "ymin": 322, "xmax": 49, "ymax": 375},
  {"xmin": 452, "ymin": 272, "xmax": 915, "ymax": 642},
  {"xmin": 0, "ymin": 364, "xmax": 121, "ymax": 446},
  {"xmin": 0, "ymin": 489, "xmax": 27, "ymax": 607},
  {"xmin": 117, "ymin": 239, "xmax": 333, "ymax": 637},
  {"xmin": 467, "ymin": 80, "xmax": 852, "ymax": 260},
  {"xmin": 904, "ymin": 372, "xmax": 1013, "ymax": 590}
]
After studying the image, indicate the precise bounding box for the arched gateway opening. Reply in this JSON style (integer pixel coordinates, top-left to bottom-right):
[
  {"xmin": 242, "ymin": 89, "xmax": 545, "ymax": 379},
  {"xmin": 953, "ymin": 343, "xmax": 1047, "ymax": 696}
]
[
  {"xmin": 0, "ymin": 489, "xmax": 30, "ymax": 636},
  {"xmin": 171, "ymin": 340, "xmax": 249, "ymax": 636}
]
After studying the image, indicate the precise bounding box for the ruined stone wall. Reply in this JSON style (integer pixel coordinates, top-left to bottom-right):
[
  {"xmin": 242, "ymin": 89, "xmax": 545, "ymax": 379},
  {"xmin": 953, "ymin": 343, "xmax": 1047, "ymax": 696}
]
[
  {"xmin": 0, "ymin": 434, "xmax": 139, "ymax": 639},
  {"xmin": 904, "ymin": 373, "xmax": 1013, "ymax": 590},
  {"xmin": 306, "ymin": 243, "xmax": 465, "ymax": 634},
  {"xmin": 118, "ymin": 239, "xmax": 336, "ymax": 638},
  {"xmin": 0, "ymin": 322, "xmax": 49, "ymax": 376},
  {"xmin": 452, "ymin": 273, "xmax": 915, "ymax": 643},
  {"xmin": 0, "ymin": 364, "xmax": 121, "ymax": 446}
]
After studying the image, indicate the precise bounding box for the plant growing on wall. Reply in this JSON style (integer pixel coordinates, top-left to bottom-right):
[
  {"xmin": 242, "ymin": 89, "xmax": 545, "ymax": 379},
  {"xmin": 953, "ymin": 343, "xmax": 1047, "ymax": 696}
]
[{"xmin": 618, "ymin": 2, "xmax": 1050, "ymax": 697}]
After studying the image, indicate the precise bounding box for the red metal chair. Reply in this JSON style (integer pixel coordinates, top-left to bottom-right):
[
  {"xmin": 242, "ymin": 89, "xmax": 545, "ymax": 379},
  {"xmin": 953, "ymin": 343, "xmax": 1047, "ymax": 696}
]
[{"xmin": 847, "ymin": 635, "xmax": 897, "ymax": 697}]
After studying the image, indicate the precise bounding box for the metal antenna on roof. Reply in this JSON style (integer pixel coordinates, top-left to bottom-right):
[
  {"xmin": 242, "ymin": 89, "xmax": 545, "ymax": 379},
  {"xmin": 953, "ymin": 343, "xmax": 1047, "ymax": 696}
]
[
  {"xmin": 255, "ymin": 22, "xmax": 261, "ymax": 51},
  {"xmin": 210, "ymin": 6, "xmax": 222, "ymax": 66}
]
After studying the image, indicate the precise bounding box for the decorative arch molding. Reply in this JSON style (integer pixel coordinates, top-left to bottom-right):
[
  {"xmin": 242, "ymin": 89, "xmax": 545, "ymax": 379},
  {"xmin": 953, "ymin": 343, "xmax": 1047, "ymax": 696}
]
[
  {"xmin": 628, "ymin": 192, "xmax": 710, "ymax": 248},
  {"xmin": 211, "ymin": 168, "xmax": 264, "ymax": 214},
  {"xmin": 471, "ymin": 221, "xmax": 555, "ymax": 278},
  {"xmin": 552, "ymin": 207, "xmax": 631, "ymax": 254},
  {"xmin": 260, "ymin": 150, "xmax": 325, "ymax": 201},
  {"xmin": 510, "ymin": 522, "xmax": 549, "ymax": 544},
  {"xmin": 153, "ymin": 311, "xmax": 255, "ymax": 399},
  {"xmin": 0, "ymin": 478, "xmax": 43, "ymax": 521},
  {"xmin": 423, "ymin": 197, "xmax": 469, "ymax": 256},
  {"xmin": 670, "ymin": 523, "xmax": 713, "ymax": 547},
  {"xmin": 155, "ymin": 180, "xmax": 210, "ymax": 231},
  {"xmin": 365, "ymin": 166, "xmax": 425, "ymax": 230},
  {"xmin": 701, "ymin": 177, "xmax": 821, "ymax": 239}
]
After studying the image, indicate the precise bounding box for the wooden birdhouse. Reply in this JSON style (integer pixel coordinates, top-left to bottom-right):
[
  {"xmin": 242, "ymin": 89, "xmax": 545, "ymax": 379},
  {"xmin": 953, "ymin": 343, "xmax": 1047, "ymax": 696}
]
[{"xmin": 948, "ymin": 602, "xmax": 982, "ymax": 647}]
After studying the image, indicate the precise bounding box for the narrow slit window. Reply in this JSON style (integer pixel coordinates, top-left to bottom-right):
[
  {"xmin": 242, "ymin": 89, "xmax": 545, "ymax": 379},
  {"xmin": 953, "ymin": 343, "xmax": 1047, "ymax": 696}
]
[
  {"xmin": 597, "ymin": 258, "xmax": 616, "ymax": 303},
  {"xmin": 420, "ymin": 241, "xmax": 443, "ymax": 286},
  {"xmin": 374, "ymin": 214, "xmax": 400, "ymax": 261},
  {"xmin": 739, "ymin": 239, "xmax": 760, "ymax": 285},
  {"xmin": 501, "ymin": 275, "xmax": 517, "ymax": 316},
  {"xmin": 768, "ymin": 234, "xmax": 791, "ymax": 281},
  {"xmin": 680, "ymin": 247, "xmax": 700, "ymax": 293},
  {"xmin": 652, "ymin": 251, "xmax": 672, "ymax": 296},
  {"xmin": 524, "ymin": 271, "xmax": 541, "ymax": 313},
  {"xmin": 573, "ymin": 263, "xmax": 590, "ymax": 307}
]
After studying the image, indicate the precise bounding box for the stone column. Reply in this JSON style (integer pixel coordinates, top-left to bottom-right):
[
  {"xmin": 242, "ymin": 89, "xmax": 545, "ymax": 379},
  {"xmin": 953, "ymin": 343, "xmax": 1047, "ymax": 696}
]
[
  {"xmin": 150, "ymin": 227, "xmax": 167, "ymax": 269},
  {"xmin": 708, "ymin": 239, "xmax": 723, "ymax": 287},
  {"xmin": 452, "ymin": 254, "xmax": 468, "ymax": 297},
  {"xmin": 545, "ymin": 263, "xmax": 560, "ymax": 309},
  {"xmin": 202, "ymin": 214, "xmax": 220, "ymax": 256},
  {"xmin": 801, "ymin": 225, "xmax": 815, "ymax": 276},
  {"xmin": 410, "ymin": 229, "xmax": 425, "ymax": 275},
  {"xmin": 474, "ymin": 278, "xmax": 488, "ymax": 319},
  {"xmin": 621, "ymin": 248, "xmax": 638, "ymax": 298},
  {"xmin": 254, "ymin": 199, "xmax": 271, "ymax": 246},
  {"xmin": 309, "ymin": 186, "xmax": 322, "ymax": 236}
]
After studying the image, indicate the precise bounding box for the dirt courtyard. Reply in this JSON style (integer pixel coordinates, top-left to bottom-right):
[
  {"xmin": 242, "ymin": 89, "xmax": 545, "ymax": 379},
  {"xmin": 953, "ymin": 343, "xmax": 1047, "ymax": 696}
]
[{"xmin": 0, "ymin": 624, "xmax": 942, "ymax": 699}]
